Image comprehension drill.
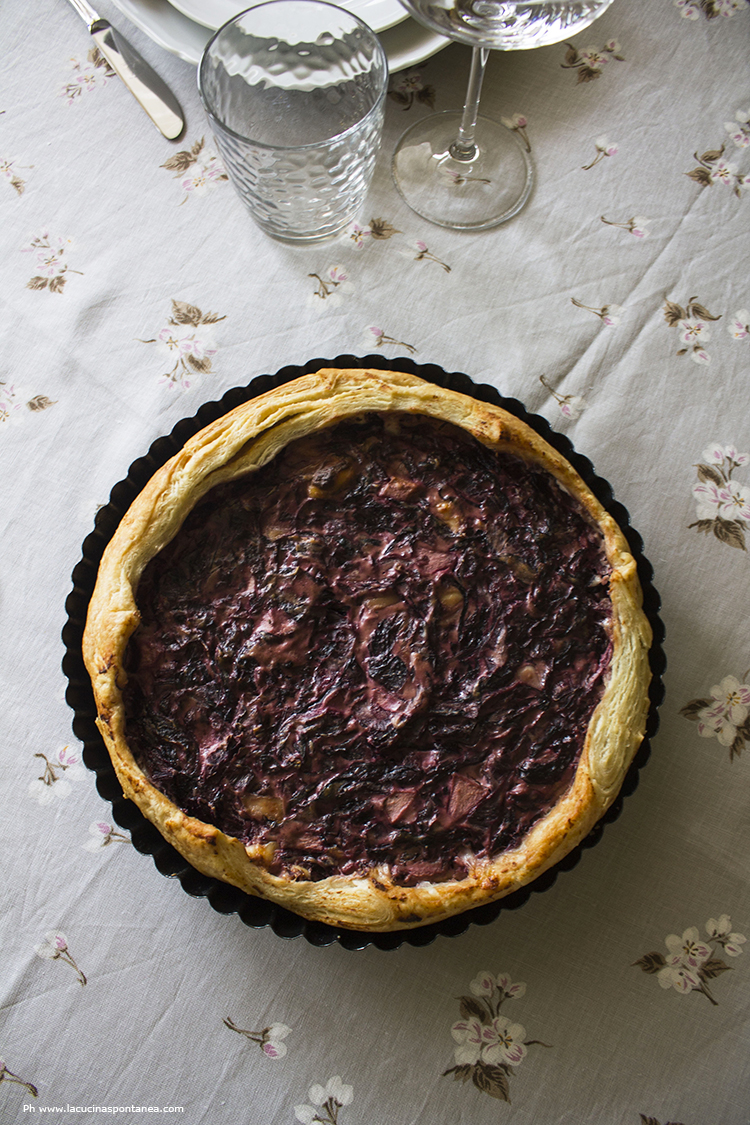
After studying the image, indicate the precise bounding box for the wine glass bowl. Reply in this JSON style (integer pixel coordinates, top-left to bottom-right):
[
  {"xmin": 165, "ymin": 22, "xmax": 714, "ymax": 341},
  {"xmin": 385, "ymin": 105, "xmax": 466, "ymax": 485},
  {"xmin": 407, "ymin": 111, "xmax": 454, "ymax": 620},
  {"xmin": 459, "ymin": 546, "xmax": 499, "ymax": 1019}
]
[
  {"xmin": 391, "ymin": 0, "xmax": 616, "ymax": 230},
  {"xmin": 398, "ymin": 0, "xmax": 615, "ymax": 49}
]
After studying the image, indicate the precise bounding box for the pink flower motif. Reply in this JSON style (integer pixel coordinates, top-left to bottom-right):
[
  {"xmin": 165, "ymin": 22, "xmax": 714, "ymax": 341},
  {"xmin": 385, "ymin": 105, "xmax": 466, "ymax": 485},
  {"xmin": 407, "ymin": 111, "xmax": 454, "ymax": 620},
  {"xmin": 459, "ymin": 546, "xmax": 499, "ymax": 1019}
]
[
  {"xmin": 658, "ymin": 960, "xmax": 702, "ymax": 992},
  {"xmin": 601, "ymin": 139, "xmax": 618, "ymax": 156},
  {"xmin": 701, "ymin": 442, "xmax": 750, "ymax": 466},
  {"xmin": 697, "ymin": 675, "xmax": 750, "ymax": 747},
  {"xmin": 183, "ymin": 335, "xmax": 216, "ymax": 360},
  {"xmin": 481, "ymin": 1017, "xmax": 528, "ymax": 1066},
  {"xmin": 57, "ymin": 746, "xmax": 80, "ymax": 768},
  {"xmin": 709, "ymin": 158, "xmax": 739, "ymax": 185},
  {"xmin": 679, "ymin": 317, "xmax": 711, "ymax": 346},
  {"xmin": 495, "ymin": 973, "xmax": 527, "ymax": 1000},
  {"xmin": 727, "ymin": 309, "xmax": 750, "ymax": 339},
  {"xmin": 706, "ymin": 915, "xmax": 747, "ymax": 956},
  {"xmin": 582, "ymin": 135, "xmax": 618, "ymax": 172},
  {"xmin": 666, "ymin": 927, "xmax": 713, "ymax": 969},
  {"xmin": 594, "ymin": 140, "xmax": 617, "ymax": 160},
  {"xmin": 697, "ymin": 703, "xmax": 736, "ymax": 744},
  {"xmin": 223, "ymin": 1016, "xmax": 291, "ymax": 1058},
  {"xmin": 692, "ymin": 477, "xmax": 750, "ymax": 522},
  {"xmin": 348, "ymin": 222, "xmax": 371, "ymax": 247},
  {"xmin": 0, "ymin": 382, "xmax": 27, "ymax": 426},
  {"xmin": 674, "ymin": 0, "xmax": 701, "ymax": 17},
  {"xmin": 579, "ymin": 46, "xmax": 609, "ymax": 70},
  {"xmin": 21, "ymin": 231, "xmax": 51, "ymax": 254},
  {"xmin": 722, "ymin": 479, "xmax": 750, "ymax": 522},
  {"xmin": 35, "ymin": 932, "xmax": 87, "ymax": 985},
  {"xmin": 84, "ymin": 820, "xmax": 128, "ymax": 850},
  {"xmin": 469, "ymin": 971, "xmax": 526, "ymax": 999},
  {"xmin": 715, "ymin": 0, "xmax": 748, "ymax": 13},
  {"xmin": 692, "ymin": 478, "xmax": 725, "ymax": 517},
  {"xmin": 28, "ymin": 746, "xmax": 85, "ymax": 804},
  {"xmin": 261, "ymin": 1023, "xmax": 291, "ymax": 1058},
  {"xmin": 559, "ymin": 395, "xmax": 588, "ymax": 419},
  {"xmin": 656, "ymin": 927, "xmax": 712, "ymax": 995},
  {"xmin": 601, "ymin": 305, "xmax": 623, "ymax": 326},
  {"xmin": 180, "ymin": 154, "xmax": 227, "ymax": 197},
  {"xmin": 309, "ymin": 264, "xmax": 350, "ymax": 302},
  {"xmin": 601, "ymin": 215, "xmax": 649, "ymax": 238},
  {"xmin": 692, "ymin": 479, "xmax": 719, "ymax": 517},
  {"xmin": 157, "ymin": 324, "xmax": 217, "ymax": 362},
  {"xmin": 698, "ymin": 676, "xmax": 750, "ymax": 744},
  {"xmin": 295, "ymin": 1076, "xmax": 353, "ymax": 1125},
  {"xmin": 501, "ymin": 112, "xmax": 527, "ymax": 129},
  {"xmin": 35, "ymin": 238, "xmax": 69, "ymax": 276},
  {"xmin": 398, "ymin": 72, "xmax": 423, "ymax": 92},
  {"xmin": 702, "ymin": 443, "xmax": 726, "ymax": 464},
  {"xmin": 469, "ymin": 971, "xmax": 496, "ymax": 998},
  {"xmin": 724, "ymin": 108, "xmax": 750, "ymax": 147},
  {"xmin": 726, "ymin": 126, "xmax": 750, "ymax": 147},
  {"xmin": 363, "ymin": 325, "xmax": 417, "ymax": 354},
  {"xmin": 500, "ymin": 113, "xmax": 531, "ymax": 151},
  {"xmin": 35, "ymin": 933, "xmax": 71, "ymax": 961},
  {"xmin": 541, "ymin": 372, "xmax": 588, "ymax": 420},
  {"xmin": 451, "ymin": 1018, "xmax": 484, "ymax": 1065}
]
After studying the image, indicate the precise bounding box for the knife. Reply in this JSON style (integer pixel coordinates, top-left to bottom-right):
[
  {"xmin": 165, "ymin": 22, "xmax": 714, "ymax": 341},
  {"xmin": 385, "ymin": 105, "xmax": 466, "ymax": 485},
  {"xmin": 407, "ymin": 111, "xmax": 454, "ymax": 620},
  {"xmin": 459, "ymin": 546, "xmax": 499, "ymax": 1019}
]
[{"xmin": 65, "ymin": 0, "xmax": 185, "ymax": 140}]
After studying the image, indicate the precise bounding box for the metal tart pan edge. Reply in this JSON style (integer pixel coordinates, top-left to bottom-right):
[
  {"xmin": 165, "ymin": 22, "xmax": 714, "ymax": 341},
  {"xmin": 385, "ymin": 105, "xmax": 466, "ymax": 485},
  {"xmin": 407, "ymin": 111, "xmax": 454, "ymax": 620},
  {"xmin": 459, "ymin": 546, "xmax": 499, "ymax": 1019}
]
[{"xmin": 62, "ymin": 355, "xmax": 666, "ymax": 952}]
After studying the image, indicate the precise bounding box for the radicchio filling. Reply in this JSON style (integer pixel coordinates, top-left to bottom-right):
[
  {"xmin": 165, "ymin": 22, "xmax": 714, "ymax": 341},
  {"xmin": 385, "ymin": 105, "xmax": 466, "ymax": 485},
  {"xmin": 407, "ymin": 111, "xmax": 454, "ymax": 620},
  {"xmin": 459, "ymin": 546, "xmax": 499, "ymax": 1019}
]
[{"xmin": 124, "ymin": 413, "xmax": 613, "ymax": 885}]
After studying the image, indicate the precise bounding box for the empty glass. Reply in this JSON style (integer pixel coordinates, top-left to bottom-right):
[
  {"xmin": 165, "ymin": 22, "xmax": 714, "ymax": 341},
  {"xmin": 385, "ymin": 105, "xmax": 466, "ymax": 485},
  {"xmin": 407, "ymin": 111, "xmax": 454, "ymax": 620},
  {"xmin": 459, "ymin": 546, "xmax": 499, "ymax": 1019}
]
[
  {"xmin": 392, "ymin": 0, "xmax": 616, "ymax": 230},
  {"xmin": 198, "ymin": 0, "xmax": 389, "ymax": 242}
]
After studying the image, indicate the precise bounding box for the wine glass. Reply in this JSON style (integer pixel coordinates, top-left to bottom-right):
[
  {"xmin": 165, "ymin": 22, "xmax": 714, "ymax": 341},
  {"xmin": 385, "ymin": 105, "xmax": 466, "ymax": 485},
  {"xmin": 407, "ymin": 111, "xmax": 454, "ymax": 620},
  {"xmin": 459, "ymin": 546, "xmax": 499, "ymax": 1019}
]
[{"xmin": 391, "ymin": 0, "xmax": 616, "ymax": 230}]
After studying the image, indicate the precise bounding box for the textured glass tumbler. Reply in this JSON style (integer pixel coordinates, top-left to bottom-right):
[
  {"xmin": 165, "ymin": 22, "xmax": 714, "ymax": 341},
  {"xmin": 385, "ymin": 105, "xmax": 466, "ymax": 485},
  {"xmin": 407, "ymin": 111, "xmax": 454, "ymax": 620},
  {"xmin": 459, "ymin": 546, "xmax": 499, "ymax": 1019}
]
[{"xmin": 198, "ymin": 0, "xmax": 389, "ymax": 242}]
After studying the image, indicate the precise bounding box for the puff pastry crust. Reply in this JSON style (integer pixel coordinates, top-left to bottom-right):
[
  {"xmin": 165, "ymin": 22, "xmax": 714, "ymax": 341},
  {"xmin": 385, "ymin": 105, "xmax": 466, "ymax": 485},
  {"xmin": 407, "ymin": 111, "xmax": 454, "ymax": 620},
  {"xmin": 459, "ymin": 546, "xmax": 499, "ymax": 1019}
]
[{"xmin": 83, "ymin": 368, "xmax": 652, "ymax": 931}]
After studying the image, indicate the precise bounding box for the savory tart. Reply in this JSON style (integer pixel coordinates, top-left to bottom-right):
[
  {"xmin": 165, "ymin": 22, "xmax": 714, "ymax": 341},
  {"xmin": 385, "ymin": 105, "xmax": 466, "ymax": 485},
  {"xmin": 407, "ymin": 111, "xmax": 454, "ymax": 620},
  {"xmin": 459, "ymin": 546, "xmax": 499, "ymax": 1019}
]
[{"xmin": 83, "ymin": 368, "xmax": 652, "ymax": 931}]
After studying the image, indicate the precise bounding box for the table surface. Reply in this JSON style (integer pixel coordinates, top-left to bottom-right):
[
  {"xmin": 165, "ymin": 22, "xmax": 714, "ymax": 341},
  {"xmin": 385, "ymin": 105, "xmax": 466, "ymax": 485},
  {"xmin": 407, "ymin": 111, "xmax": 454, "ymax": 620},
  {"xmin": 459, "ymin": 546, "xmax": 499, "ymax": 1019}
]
[{"xmin": 2, "ymin": 1, "xmax": 750, "ymax": 1123}]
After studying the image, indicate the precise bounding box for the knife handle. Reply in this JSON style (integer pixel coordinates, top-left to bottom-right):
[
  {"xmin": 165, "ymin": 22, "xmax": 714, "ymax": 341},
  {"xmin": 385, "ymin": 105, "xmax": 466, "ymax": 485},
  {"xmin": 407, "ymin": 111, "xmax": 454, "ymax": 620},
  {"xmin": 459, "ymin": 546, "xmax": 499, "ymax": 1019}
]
[{"xmin": 91, "ymin": 24, "xmax": 185, "ymax": 141}]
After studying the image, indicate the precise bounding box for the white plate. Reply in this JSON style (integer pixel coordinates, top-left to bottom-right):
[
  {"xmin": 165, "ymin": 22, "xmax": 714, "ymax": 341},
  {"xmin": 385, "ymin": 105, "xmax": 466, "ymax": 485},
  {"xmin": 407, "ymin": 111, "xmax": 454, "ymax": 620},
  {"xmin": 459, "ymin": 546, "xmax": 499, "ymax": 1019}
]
[
  {"xmin": 168, "ymin": 0, "xmax": 407, "ymax": 35},
  {"xmin": 111, "ymin": 0, "xmax": 448, "ymax": 71}
]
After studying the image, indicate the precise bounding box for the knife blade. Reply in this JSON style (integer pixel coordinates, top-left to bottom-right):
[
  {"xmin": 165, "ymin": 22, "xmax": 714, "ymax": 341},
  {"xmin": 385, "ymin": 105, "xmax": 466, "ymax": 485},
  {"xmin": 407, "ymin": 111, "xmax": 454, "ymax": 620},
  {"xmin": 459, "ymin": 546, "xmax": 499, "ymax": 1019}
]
[{"xmin": 65, "ymin": 0, "xmax": 185, "ymax": 140}]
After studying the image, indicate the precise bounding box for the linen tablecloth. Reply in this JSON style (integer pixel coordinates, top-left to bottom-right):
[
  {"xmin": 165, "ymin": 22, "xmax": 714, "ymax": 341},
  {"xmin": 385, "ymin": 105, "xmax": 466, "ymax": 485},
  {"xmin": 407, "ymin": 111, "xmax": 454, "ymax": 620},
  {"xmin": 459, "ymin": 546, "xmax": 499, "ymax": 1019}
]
[{"xmin": 2, "ymin": 1, "xmax": 750, "ymax": 1122}]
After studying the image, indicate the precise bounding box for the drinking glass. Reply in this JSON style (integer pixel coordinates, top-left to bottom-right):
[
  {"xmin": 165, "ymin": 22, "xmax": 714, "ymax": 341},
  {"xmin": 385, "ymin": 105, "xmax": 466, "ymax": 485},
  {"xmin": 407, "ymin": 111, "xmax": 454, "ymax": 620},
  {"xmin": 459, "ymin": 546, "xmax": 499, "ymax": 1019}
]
[
  {"xmin": 392, "ymin": 0, "xmax": 616, "ymax": 230},
  {"xmin": 198, "ymin": 0, "xmax": 389, "ymax": 242}
]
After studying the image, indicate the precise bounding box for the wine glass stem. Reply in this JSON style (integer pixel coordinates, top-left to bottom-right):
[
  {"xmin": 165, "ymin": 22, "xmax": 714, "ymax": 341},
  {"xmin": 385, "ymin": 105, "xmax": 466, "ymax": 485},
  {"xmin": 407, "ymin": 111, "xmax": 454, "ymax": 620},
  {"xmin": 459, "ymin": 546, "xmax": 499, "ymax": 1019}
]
[{"xmin": 449, "ymin": 46, "xmax": 490, "ymax": 163}]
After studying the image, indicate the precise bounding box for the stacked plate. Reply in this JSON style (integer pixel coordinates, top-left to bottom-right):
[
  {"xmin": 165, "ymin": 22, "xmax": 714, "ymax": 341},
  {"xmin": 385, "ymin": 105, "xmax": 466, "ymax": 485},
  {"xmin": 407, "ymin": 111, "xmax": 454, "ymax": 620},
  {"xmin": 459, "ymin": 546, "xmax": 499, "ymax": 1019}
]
[{"xmin": 111, "ymin": 0, "xmax": 449, "ymax": 72}]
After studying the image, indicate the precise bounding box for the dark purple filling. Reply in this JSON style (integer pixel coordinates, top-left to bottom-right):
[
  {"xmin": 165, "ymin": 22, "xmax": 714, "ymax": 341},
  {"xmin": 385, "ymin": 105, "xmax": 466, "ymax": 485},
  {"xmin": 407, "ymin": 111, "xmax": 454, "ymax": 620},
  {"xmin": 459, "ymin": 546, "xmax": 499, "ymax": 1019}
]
[{"xmin": 124, "ymin": 412, "xmax": 612, "ymax": 884}]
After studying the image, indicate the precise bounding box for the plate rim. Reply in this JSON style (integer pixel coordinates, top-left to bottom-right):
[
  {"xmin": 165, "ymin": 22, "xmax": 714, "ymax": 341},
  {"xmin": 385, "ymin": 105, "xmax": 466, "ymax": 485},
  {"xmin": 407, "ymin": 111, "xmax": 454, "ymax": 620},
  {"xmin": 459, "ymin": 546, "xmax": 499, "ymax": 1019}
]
[
  {"xmin": 167, "ymin": 0, "xmax": 410, "ymax": 35},
  {"xmin": 111, "ymin": 0, "xmax": 450, "ymax": 70}
]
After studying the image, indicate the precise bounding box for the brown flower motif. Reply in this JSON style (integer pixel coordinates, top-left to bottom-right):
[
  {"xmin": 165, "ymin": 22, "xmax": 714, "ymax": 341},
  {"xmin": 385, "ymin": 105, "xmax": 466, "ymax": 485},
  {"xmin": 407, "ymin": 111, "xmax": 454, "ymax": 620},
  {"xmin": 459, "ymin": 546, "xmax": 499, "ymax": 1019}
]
[
  {"xmin": 561, "ymin": 39, "xmax": 624, "ymax": 83},
  {"xmin": 388, "ymin": 67, "xmax": 436, "ymax": 110}
]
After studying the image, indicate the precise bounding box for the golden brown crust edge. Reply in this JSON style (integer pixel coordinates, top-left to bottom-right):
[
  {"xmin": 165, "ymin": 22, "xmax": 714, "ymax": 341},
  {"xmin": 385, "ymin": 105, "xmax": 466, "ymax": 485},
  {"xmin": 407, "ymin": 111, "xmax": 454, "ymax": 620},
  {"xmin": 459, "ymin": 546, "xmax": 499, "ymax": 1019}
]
[{"xmin": 83, "ymin": 368, "xmax": 652, "ymax": 931}]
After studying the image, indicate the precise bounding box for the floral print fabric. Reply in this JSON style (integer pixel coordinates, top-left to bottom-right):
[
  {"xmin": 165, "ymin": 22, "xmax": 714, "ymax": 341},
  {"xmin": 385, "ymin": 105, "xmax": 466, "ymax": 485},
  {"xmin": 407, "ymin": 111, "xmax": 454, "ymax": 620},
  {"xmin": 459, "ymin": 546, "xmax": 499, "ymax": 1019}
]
[{"xmin": 1, "ymin": 0, "xmax": 749, "ymax": 1122}]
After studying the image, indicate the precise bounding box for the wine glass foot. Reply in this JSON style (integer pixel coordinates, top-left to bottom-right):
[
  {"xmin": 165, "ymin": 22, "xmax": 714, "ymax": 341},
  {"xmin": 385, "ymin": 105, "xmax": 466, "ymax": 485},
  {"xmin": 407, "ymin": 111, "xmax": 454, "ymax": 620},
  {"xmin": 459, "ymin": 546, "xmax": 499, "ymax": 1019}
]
[{"xmin": 392, "ymin": 111, "xmax": 533, "ymax": 231}]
